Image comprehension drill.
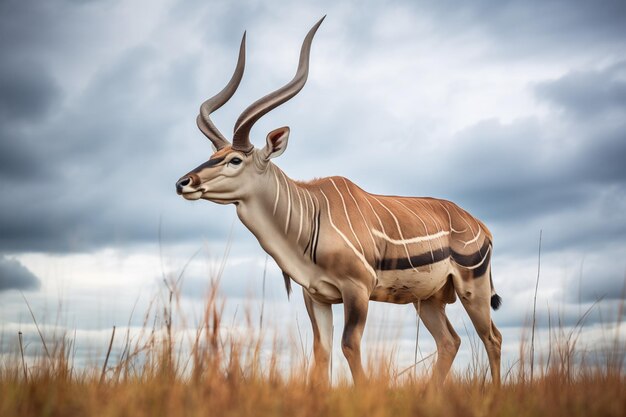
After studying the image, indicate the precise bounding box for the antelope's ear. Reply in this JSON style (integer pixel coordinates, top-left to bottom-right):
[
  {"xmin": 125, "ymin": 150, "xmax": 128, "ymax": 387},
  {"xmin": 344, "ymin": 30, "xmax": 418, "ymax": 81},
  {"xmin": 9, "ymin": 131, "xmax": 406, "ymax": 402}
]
[{"xmin": 261, "ymin": 126, "xmax": 290, "ymax": 160}]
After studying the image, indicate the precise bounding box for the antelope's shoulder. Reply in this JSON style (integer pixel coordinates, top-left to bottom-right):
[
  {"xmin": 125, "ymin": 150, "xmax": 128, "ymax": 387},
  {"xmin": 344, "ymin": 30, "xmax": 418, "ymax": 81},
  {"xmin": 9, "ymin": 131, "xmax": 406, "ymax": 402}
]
[
  {"xmin": 296, "ymin": 176, "xmax": 368, "ymax": 201},
  {"xmin": 296, "ymin": 175, "xmax": 357, "ymax": 189}
]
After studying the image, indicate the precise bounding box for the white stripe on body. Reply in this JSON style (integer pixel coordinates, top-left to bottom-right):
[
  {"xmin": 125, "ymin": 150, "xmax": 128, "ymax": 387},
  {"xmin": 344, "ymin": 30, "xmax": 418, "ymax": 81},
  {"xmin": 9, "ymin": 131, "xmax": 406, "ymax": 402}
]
[
  {"xmin": 395, "ymin": 199, "xmax": 437, "ymax": 262},
  {"xmin": 279, "ymin": 170, "xmax": 292, "ymax": 234},
  {"xmin": 436, "ymin": 200, "xmax": 467, "ymax": 234},
  {"xmin": 295, "ymin": 186, "xmax": 304, "ymax": 244},
  {"xmin": 415, "ymin": 199, "xmax": 448, "ymax": 252},
  {"xmin": 370, "ymin": 195, "xmax": 419, "ymax": 271},
  {"xmin": 329, "ymin": 178, "xmax": 365, "ymax": 255},
  {"xmin": 272, "ymin": 167, "xmax": 281, "ymax": 216},
  {"xmin": 320, "ymin": 190, "xmax": 377, "ymax": 279},
  {"xmin": 457, "ymin": 245, "xmax": 492, "ymax": 272},
  {"xmin": 459, "ymin": 228, "xmax": 482, "ymax": 248},
  {"xmin": 450, "ymin": 203, "xmax": 483, "ymax": 255},
  {"xmin": 342, "ymin": 178, "xmax": 377, "ymax": 251},
  {"xmin": 372, "ymin": 229, "xmax": 450, "ymax": 245}
]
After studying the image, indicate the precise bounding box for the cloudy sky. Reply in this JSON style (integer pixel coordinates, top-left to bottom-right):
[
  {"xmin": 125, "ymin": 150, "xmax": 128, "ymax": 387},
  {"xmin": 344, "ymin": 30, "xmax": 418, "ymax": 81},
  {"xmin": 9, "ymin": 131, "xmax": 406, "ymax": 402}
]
[{"xmin": 1, "ymin": 0, "xmax": 625, "ymax": 377}]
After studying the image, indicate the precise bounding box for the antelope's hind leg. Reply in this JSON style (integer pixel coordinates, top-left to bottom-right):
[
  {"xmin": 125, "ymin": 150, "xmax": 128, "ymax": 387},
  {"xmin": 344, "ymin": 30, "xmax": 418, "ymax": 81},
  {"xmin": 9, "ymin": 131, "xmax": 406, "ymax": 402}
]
[
  {"xmin": 303, "ymin": 290, "xmax": 333, "ymax": 386},
  {"xmin": 415, "ymin": 285, "xmax": 461, "ymax": 385},
  {"xmin": 452, "ymin": 270, "xmax": 502, "ymax": 385}
]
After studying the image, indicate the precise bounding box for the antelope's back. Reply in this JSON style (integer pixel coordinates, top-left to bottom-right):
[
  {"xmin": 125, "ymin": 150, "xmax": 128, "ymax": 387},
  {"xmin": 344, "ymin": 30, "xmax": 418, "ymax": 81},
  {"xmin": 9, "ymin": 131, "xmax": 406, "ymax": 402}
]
[{"xmin": 328, "ymin": 177, "xmax": 493, "ymax": 277}]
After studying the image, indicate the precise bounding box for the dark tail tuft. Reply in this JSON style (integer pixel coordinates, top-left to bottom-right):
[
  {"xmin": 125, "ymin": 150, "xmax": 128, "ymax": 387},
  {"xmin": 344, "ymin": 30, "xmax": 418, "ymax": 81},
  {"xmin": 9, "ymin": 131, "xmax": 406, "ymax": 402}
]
[{"xmin": 491, "ymin": 293, "xmax": 502, "ymax": 310}]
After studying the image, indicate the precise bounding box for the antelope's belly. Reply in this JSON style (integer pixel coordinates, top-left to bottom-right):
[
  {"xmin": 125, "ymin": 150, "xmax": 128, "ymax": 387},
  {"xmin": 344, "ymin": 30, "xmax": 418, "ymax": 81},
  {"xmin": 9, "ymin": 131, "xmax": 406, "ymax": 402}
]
[{"xmin": 370, "ymin": 260, "xmax": 451, "ymax": 304}]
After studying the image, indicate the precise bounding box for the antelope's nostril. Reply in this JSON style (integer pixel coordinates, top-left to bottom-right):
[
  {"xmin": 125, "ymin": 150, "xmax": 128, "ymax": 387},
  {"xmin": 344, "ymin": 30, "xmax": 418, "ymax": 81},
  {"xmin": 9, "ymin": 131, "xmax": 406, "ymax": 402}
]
[{"xmin": 176, "ymin": 177, "xmax": 191, "ymax": 194}]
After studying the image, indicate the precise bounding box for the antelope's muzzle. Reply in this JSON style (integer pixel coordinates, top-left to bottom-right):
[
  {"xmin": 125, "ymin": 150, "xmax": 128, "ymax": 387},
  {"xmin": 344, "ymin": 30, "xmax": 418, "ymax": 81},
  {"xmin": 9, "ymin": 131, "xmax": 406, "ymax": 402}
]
[{"xmin": 176, "ymin": 175, "xmax": 200, "ymax": 195}]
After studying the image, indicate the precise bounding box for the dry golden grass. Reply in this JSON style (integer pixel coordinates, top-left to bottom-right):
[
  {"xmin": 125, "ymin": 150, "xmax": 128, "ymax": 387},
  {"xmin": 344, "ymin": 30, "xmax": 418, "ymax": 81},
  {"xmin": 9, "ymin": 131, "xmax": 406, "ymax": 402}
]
[{"xmin": 1, "ymin": 275, "xmax": 624, "ymax": 417}]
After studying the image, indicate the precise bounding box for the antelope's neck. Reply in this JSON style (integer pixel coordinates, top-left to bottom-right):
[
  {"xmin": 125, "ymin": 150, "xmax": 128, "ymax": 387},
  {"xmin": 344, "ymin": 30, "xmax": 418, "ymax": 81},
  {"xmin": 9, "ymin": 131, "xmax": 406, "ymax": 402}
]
[{"xmin": 235, "ymin": 164, "xmax": 321, "ymax": 287}]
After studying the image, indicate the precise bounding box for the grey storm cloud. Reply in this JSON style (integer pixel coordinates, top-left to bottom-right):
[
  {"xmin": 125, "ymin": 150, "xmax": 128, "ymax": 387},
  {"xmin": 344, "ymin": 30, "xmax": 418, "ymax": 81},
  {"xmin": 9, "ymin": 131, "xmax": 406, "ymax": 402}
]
[
  {"xmin": 536, "ymin": 61, "xmax": 626, "ymax": 119},
  {"xmin": 0, "ymin": 41, "xmax": 239, "ymax": 252},
  {"xmin": 398, "ymin": 61, "xmax": 625, "ymax": 256},
  {"xmin": 0, "ymin": 59, "xmax": 60, "ymax": 123},
  {"xmin": 0, "ymin": 255, "xmax": 41, "ymax": 292},
  {"xmin": 0, "ymin": 58, "xmax": 60, "ymax": 179},
  {"xmin": 569, "ymin": 262, "xmax": 626, "ymax": 303},
  {"xmin": 420, "ymin": 0, "xmax": 626, "ymax": 57}
]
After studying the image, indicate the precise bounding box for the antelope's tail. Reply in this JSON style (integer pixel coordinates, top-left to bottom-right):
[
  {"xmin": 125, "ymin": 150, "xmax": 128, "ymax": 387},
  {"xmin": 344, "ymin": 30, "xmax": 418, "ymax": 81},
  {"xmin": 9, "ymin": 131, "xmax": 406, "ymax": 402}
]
[{"xmin": 490, "ymin": 271, "xmax": 502, "ymax": 310}]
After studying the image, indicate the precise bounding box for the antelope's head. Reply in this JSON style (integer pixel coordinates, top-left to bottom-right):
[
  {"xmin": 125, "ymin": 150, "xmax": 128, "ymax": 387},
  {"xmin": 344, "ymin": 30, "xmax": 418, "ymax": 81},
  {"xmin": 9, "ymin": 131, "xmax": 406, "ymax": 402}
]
[{"xmin": 176, "ymin": 18, "xmax": 323, "ymax": 204}]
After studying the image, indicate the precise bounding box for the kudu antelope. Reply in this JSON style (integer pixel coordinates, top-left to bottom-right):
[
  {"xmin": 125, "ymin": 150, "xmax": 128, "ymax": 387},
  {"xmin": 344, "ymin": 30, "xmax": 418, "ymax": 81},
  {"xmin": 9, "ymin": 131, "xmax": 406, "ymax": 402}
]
[{"xmin": 176, "ymin": 18, "xmax": 502, "ymax": 385}]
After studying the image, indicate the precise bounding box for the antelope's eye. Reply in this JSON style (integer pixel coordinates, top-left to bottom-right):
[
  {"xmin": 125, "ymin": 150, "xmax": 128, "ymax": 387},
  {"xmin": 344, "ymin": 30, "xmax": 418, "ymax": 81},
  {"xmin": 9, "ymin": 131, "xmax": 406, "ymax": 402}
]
[{"xmin": 229, "ymin": 157, "xmax": 242, "ymax": 165}]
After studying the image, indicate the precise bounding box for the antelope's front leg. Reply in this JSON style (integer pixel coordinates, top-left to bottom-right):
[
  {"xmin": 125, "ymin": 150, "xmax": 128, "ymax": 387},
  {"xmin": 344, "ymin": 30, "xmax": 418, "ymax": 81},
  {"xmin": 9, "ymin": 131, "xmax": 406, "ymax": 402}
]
[
  {"xmin": 341, "ymin": 286, "xmax": 369, "ymax": 385},
  {"xmin": 303, "ymin": 289, "xmax": 333, "ymax": 386}
]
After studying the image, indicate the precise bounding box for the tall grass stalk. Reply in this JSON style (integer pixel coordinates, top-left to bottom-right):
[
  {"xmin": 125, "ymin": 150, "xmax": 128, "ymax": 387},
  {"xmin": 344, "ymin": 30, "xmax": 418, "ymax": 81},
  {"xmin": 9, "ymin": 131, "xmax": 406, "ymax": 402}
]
[
  {"xmin": 100, "ymin": 325, "xmax": 116, "ymax": 384},
  {"xmin": 530, "ymin": 229, "xmax": 542, "ymax": 381},
  {"xmin": 17, "ymin": 331, "xmax": 26, "ymax": 381}
]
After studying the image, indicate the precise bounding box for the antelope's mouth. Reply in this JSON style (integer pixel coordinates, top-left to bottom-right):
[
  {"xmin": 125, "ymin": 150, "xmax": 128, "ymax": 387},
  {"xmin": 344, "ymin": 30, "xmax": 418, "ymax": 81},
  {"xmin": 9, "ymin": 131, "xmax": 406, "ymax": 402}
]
[
  {"xmin": 181, "ymin": 190, "xmax": 203, "ymax": 200},
  {"xmin": 176, "ymin": 175, "xmax": 207, "ymax": 200}
]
